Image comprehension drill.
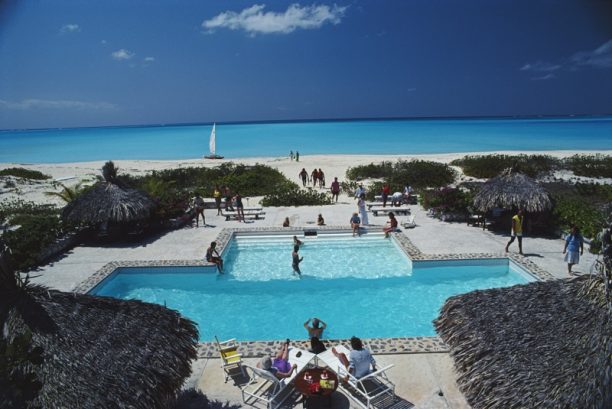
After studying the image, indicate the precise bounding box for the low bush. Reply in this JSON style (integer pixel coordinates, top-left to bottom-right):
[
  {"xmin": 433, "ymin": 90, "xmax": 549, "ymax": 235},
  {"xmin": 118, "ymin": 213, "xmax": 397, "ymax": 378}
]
[
  {"xmin": 261, "ymin": 182, "xmax": 331, "ymax": 207},
  {"xmin": 552, "ymin": 195, "xmax": 606, "ymax": 239},
  {"xmin": 345, "ymin": 160, "xmax": 456, "ymax": 192},
  {"xmin": 565, "ymin": 154, "xmax": 612, "ymax": 178},
  {"xmin": 0, "ymin": 167, "xmax": 51, "ymax": 180},
  {"xmin": 0, "ymin": 200, "xmax": 75, "ymax": 272},
  {"xmin": 450, "ymin": 154, "xmax": 560, "ymax": 179},
  {"xmin": 421, "ymin": 187, "xmax": 473, "ymax": 217}
]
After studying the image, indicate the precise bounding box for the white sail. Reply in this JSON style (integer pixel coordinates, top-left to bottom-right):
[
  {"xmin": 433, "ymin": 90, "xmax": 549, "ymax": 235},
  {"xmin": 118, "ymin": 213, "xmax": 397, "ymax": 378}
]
[{"xmin": 209, "ymin": 123, "xmax": 216, "ymax": 156}]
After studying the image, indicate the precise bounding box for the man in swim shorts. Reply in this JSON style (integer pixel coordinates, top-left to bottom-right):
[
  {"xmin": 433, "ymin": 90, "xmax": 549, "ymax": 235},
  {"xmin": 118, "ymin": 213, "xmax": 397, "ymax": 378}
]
[{"xmin": 205, "ymin": 241, "xmax": 223, "ymax": 273}]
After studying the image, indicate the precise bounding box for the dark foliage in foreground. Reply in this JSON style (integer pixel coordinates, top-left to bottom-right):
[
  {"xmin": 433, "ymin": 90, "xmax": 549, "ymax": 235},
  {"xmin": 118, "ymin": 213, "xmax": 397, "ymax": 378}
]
[
  {"xmin": 0, "ymin": 167, "xmax": 51, "ymax": 180},
  {"xmin": 173, "ymin": 389, "xmax": 242, "ymax": 409}
]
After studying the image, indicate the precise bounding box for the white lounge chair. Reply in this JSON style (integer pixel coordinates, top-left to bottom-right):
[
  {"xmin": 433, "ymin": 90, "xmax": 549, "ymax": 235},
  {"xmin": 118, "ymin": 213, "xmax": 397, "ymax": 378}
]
[
  {"xmin": 317, "ymin": 345, "xmax": 395, "ymax": 409},
  {"xmin": 370, "ymin": 205, "xmax": 410, "ymax": 216},
  {"xmin": 241, "ymin": 347, "xmax": 315, "ymax": 409},
  {"xmin": 402, "ymin": 215, "xmax": 416, "ymax": 229}
]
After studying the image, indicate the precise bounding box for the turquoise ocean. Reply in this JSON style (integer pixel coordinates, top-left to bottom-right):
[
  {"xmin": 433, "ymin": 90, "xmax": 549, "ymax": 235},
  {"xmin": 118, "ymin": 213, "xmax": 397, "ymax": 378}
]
[{"xmin": 1, "ymin": 117, "xmax": 611, "ymax": 163}]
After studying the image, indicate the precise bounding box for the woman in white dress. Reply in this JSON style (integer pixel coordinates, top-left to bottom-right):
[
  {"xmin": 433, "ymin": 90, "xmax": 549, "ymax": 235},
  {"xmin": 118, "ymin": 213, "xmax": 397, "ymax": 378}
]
[{"xmin": 357, "ymin": 193, "xmax": 369, "ymax": 226}]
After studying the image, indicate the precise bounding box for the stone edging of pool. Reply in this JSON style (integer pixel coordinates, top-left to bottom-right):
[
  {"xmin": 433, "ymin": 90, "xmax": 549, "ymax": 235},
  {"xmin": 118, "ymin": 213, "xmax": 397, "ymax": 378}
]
[{"xmin": 74, "ymin": 226, "xmax": 555, "ymax": 355}]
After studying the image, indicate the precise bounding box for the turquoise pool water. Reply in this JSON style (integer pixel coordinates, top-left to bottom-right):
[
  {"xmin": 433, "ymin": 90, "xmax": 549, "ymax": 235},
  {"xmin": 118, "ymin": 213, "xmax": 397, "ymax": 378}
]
[{"xmin": 90, "ymin": 234, "xmax": 533, "ymax": 341}]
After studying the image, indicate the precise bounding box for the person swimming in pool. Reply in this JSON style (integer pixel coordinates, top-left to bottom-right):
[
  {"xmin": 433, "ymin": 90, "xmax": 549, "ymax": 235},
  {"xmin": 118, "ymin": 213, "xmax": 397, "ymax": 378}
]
[
  {"xmin": 292, "ymin": 245, "xmax": 303, "ymax": 276},
  {"xmin": 293, "ymin": 235, "xmax": 303, "ymax": 246},
  {"xmin": 304, "ymin": 317, "xmax": 327, "ymax": 338}
]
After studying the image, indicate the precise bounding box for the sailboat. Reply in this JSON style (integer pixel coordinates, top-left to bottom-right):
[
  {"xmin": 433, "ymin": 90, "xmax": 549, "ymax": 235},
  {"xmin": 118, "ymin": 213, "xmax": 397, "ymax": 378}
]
[{"xmin": 204, "ymin": 123, "xmax": 224, "ymax": 159}]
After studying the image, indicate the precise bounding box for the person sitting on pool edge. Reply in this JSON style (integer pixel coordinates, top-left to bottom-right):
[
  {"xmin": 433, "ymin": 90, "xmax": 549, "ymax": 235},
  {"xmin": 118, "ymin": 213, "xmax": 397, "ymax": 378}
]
[
  {"xmin": 258, "ymin": 339, "xmax": 298, "ymax": 380},
  {"xmin": 383, "ymin": 212, "xmax": 398, "ymax": 238},
  {"xmin": 304, "ymin": 317, "xmax": 327, "ymax": 338},
  {"xmin": 309, "ymin": 336, "xmax": 327, "ymax": 354},
  {"xmin": 283, "ymin": 217, "xmax": 290, "ymax": 227},
  {"xmin": 332, "ymin": 336, "xmax": 377, "ymax": 381},
  {"xmin": 317, "ymin": 213, "xmax": 325, "ymax": 226},
  {"xmin": 292, "ymin": 245, "xmax": 303, "ymax": 277},
  {"xmin": 350, "ymin": 212, "xmax": 361, "ymax": 237},
  {"xmin": 205, "ymin": 241, "xmax": 223, "ymax": 273}
]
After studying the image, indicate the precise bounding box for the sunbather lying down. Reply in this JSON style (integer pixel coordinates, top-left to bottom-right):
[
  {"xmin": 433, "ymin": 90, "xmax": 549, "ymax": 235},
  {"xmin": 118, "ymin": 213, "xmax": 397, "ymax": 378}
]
[
  {"xmin": 332, "ymin": 336, "xmax": 376, "ymax": 380},
  {"xmin": 258, "ymin": 339, "xmax": 298, "ymax": 379}
]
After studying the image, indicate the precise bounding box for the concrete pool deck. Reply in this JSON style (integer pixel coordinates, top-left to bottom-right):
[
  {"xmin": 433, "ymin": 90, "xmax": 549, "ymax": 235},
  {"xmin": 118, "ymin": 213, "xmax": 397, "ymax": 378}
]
[{"xmin": 31, "ymin": 195, "xmax": 598, "ymax": 408}]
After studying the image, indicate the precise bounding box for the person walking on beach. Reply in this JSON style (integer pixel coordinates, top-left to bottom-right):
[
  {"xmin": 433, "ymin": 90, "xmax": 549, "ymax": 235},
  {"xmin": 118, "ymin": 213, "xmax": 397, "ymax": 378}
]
[
  {"xmin": 318, "ymin": 168, "xmax": 325, "ymax": 188},
  {"xmin": 290, "ymin": 150, "xmax": 294, "ymax": 161},
  {"xmin": 563, "ymin": 225, "xmax": 584, "ymax": 275},
  {"xmin": 295, "ymin": 151, "xmax": 300, "ymax": 161},
  {"xmin": 292, "ymin": 245, "xmax": 303, "ymax": 276},
  {"xmin": 191, "ymin": 192, "xmax": 206, "ymax": 227},
  {"xmin": 311, "ymin": 168, "xmax": 319, "ymax": 187},
  {"xmin": 330, "ymin": 177, "xmax": 340, "ymax": 203},
  {"xmin": 299, "ymin": 168, "xmax": 308, "ymax": 187},
  {"xmin": 358, "ymin": 193, "xmax": 369, "ymax": 226},
  {"xmin": 206, "ymin": 241, "xmax": 223, "ymax": 273},
  {"xmin": 505, "ymin": 209, "xmax": 524, "ymax": 255},
  {"xmin": 213, "ymin": 185, "xmax": 222, "ymax": 215}
]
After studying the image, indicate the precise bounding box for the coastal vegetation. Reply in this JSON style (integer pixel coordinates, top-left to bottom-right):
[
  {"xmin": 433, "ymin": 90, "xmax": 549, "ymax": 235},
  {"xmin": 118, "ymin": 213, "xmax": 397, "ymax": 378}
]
[
  {"xmin": 451, "ymin": 153, "xmax": 612, "ymax": 179},
  {"xmin": 421, "ymin": 187, "xmax": 474, "ymax": 220},
  {"xmin": 346, "ymin": 160, "xmax": 456, "ymax": 197},
  {"xmin": 450, "ymin": 154, "xmax": 560, "ymax": 178},
  {"xmin": 260, "ymin": 183, "xmax": 330, "ymax": 207},
  {"xmin": 0, "ymin": 167, "xmax": 51, "ymax": 180}
]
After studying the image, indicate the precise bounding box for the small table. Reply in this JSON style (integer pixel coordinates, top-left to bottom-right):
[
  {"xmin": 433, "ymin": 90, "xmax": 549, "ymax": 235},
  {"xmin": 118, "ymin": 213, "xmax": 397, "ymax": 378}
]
[{"xmin": 294, "ymin": 367, "xmax": 339, "ymax": 408}]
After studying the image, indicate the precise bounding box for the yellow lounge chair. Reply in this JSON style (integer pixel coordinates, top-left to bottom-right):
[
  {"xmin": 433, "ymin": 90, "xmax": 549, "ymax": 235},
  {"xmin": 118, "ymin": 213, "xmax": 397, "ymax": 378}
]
[{"xmin": 215, "ymin": 336, "xmax": 246, "ymax": 382}]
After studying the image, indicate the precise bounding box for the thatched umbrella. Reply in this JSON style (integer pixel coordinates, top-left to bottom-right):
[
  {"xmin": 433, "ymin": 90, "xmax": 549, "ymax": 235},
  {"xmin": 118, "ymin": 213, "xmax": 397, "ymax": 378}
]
[
  {"xmin": 473, "ymin": 167, "xmax": 552, "ymax": 212},
  {"xmin": 1, "ymin": 238, "xmax": 198, "ymax": 408},
  {"xmin": 62, "ymin": 182, "xmax": 156, "ymax": 224},
  {"xmin": 1, "ymin": 280, "xmax": 198, "ymax": 408},
  {"xmin": 434, "ymin": 275, "xmax": 611, "ymax": 409}
]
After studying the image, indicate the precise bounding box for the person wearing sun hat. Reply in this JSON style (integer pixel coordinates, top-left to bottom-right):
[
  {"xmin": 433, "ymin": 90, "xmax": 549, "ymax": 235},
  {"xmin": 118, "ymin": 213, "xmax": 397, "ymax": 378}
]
[{"xmin": 258, "ymin": 339, "xmax": 297, "ymax": 379}]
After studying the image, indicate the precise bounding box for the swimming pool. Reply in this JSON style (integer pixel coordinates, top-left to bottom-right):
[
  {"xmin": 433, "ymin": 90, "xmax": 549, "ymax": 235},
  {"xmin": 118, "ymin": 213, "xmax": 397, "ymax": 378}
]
[{"xmin": 89, "ymin": 234, "xmax": 534, "ymax": 341}]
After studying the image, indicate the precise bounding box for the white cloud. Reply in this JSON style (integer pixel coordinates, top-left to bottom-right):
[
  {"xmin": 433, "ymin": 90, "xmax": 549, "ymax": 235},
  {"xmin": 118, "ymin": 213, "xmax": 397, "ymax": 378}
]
[
  {"xmin": 520, "ymin": 61, "xmax": 561, "ymax": 72},
  {"xmin": 144, "ymin": 56, "xmax": 155, "ymax": 62},
  {"xmin": 202, "ymin": 3, "xmax": 347, "ymax": 35},
  {"xmin": 0, "ymin": 99, "xmax": 116, "ymax": 111},
  {"xmin": 101, "ymin": 39, "xmax": 108, "ymax": 45},
  {"xmin": 571, "ymin": 38, "xmax": 612, "ymax": 68},
  {"xmin": 531, "ymin": 73, "xmax": 556, "ymax": 81},
  {"xmin": 60, "ymin": 24, "xmax": 80, "ymax": 33},
  {"xmin": 111, "ymin": 49, "xmax": 135, "ymax": 60}
]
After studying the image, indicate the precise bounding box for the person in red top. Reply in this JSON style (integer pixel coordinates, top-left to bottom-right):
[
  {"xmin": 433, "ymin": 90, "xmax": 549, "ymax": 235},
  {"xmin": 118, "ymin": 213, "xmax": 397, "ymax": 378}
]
[
  {"xmin": 311, "ymin": 168, "xmax": 319, "ymax": 187},
  {"xmin": 330, "ymin": 177, "xmax": 340, "ymax": 202},
  {"xmin": 383, "ymin": 212, "xmax": 398, "ymax": 238},
  {"xmin": 381, "ymin": 183, "xmax": 391, "ymax": 207}
]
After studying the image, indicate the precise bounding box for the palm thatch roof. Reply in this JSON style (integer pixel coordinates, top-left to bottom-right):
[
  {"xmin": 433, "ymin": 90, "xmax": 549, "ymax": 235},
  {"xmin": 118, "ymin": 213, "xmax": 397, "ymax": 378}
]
[
  {"xmin": 434, "ymin": 275, "xmax": 611, "ymax": 409},
  {"xmin": 473, "ymin": 167, "xmax": 552, "ymax": 212},
  {"xmin": 62, "ymin": 181, "xmax": 156, "ymax": 224},
  {"xmin": 1, "ymin": 257, "xmax": 198, "ymax": 408}
]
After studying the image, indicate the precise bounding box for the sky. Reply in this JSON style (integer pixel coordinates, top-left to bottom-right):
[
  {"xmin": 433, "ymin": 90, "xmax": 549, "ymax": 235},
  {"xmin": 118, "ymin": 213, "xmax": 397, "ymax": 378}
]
[{"xmin": 1, "ymin": 0, "xmax": 612, "ymax": 130}]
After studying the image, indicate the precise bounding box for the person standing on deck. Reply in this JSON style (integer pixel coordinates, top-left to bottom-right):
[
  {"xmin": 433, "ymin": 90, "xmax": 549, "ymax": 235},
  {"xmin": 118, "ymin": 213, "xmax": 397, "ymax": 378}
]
[
  {"xmin": 358, "ymin": 193, "xmax": 369, "ymax": 226},
  {"xmin": 354, "ymin": 183, "xmax": 366, "ymax": 200},
  {"xmin": 191, "ymin": 192, "xmax": 206, "ymax": 227},
  {"xmin": 213, "ymin": 185, "xmax": 222, "ymax": 215},
  {"xmin": 234, "ymin": 192, "xmax": 245, "ymax": 222},
  {"xmin": 381, "ymin": 183, "xmax": 390, "ymax": 207},
  {"xmin": 505, "ymin": 209, "xmax": 524, "ymax": 255}
]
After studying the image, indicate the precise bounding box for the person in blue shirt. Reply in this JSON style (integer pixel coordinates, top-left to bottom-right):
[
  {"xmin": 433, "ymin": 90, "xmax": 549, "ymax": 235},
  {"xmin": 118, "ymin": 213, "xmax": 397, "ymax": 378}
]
[
  {"xmin": 563, "ymin": 225, "xmax": 584, "ymax": 275},
  {"xmin": 350, "ymin": 212, "xmax": 361, "ymax": 237}
]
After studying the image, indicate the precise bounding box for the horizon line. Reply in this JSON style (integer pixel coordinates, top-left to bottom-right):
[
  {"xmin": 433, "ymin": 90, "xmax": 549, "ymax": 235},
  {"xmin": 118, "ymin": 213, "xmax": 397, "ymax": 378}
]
[{"xmin": 2, "ymin": 112, "xmax": 612, "ymax": 133}]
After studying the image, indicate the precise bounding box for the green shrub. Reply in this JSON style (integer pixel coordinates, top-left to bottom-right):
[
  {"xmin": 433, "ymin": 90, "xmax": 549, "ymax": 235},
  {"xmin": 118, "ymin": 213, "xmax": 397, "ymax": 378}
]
[
  {"xmin": 345, "ymin": 160, "xmax": 455, "ymax": 191},
  {"xmin": 0, "ymin": 200, "xmax": 75, "ymax": 272},
  {"xmin": 261, "ymin": 183, "xmax": 331, "ymax": 207},
  {"xmin": 565, "ymin": 154, "xmax": 612, "ymax": 178},
  {"xmin": 450, "ymin": 154, "xmax": 560, "ymax": 178},
  {"xmin": 421, "ymin": 187, "xmax": 472, "ymax": 215},
  {"xmin": 552, "ymin": 195, "xmax": 606, "ymax": 239},
  {"xmin": 0, "ymin": 167, "xmax": 51, "ymax": 180}
]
